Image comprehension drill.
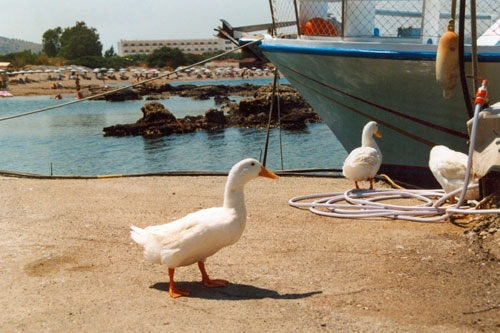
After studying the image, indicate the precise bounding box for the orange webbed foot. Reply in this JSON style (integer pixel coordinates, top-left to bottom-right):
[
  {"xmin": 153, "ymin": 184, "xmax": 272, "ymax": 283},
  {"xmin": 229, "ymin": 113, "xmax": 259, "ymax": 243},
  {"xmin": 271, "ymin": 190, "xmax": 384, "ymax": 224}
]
[
  {"xmin": 169, "ymin": 286, "xmax": 190, "ymax": 298},
  {"xmin": 198, "ymin": 261, "xmax": 229, "ymax": 289},
  {"xmin": 168, "ymin": 267, "xmax": 190, "ymax": 298},
  {"xmin": 202, "ymin": 278, "xmax": 229, "ymax": 288}
]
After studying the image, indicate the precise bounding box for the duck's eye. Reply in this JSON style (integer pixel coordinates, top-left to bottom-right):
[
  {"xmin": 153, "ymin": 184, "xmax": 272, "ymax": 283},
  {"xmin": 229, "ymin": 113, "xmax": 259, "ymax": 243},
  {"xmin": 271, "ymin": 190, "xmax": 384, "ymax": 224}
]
[{"xmin": 251, "ymin": 162, "xmax": 255, "ymax": 166}]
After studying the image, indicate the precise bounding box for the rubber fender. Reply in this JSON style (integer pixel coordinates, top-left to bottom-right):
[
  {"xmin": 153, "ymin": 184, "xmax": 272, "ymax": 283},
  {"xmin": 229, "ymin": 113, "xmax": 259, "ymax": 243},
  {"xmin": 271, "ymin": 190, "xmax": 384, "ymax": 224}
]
[{"xmin": 436, "ymin": 28, "xmax": 459, "ymax": 99}]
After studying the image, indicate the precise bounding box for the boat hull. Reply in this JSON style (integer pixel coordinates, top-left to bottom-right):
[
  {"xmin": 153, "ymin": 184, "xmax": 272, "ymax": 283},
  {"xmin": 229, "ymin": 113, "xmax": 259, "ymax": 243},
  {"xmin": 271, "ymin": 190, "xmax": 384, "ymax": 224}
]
[{"xmin": 260, "ymin": 39, "xmax": 500, "ymax": 186}]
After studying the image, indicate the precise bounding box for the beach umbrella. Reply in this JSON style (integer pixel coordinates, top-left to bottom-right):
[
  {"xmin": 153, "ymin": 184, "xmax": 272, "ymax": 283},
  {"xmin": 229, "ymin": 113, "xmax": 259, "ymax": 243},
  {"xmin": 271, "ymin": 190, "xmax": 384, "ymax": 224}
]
[
  {"xmin": 44, "ymin": 69, "xmax": 52, "ymax": 73},
  {"xmin": 0, "ymin": 69, "xmax": 4, "ymax": 73},
  {"xmin": 93, "ymin": 68, "xmax": 100, "ymax": 73},
  {"xmin": 100, "ymin": 67, "xmax": 107, "ymax": 71}
]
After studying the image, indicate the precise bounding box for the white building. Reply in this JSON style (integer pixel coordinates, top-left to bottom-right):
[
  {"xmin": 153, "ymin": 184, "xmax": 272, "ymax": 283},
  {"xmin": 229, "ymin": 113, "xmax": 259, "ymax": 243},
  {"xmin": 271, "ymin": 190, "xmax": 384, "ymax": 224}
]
[{"xmin": 117, "ymin": 38, "xmax": 234, "ymax": 56}]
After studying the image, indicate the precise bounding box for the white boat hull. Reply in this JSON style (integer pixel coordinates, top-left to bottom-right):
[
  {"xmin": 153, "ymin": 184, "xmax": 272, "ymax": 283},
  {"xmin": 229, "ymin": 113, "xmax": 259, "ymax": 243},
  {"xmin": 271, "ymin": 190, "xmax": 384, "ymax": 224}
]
[{"xmin": 260, "ymin": 38, "xmax": 500, "ymax": 185}]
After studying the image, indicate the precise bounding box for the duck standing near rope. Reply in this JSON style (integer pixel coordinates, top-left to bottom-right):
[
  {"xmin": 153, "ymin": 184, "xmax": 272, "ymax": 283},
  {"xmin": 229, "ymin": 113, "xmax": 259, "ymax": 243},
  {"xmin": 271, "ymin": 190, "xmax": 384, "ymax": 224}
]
[
  {"xmin": 342, "ymin": 121, "xmax": 382, "ymax": 189},
  {"xmin": 131, "ymin": 158, "xmax": 278, "ymax": 298}
]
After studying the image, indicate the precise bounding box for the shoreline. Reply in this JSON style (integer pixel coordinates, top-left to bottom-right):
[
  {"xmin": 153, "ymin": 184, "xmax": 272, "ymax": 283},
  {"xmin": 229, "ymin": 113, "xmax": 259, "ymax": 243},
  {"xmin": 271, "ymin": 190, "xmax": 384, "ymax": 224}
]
[{"xmin": 2, "ymin": 72, "xmax": 272, "ymax": 98}]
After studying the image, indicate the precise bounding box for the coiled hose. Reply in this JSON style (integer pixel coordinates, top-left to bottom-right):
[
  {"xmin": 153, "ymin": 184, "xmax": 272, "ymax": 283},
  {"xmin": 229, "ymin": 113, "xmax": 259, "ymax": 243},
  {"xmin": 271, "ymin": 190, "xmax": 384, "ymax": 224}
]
[{"xmin": 289, "ymin": 84, "xmax": 500, "ymax": 222}]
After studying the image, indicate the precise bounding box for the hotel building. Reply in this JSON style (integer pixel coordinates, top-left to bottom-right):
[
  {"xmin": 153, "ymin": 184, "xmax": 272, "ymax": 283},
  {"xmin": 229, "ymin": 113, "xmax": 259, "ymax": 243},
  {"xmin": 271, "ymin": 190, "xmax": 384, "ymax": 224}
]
[{"xmin": 117, "ymin": 38, "xmax": 234, "ymax": 56}]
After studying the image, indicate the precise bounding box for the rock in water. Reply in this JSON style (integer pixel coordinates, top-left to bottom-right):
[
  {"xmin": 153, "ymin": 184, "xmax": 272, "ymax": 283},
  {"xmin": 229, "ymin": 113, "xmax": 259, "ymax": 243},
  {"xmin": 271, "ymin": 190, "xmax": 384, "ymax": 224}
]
[{"xmin": 103, "ymin": 102, "xmax": 186, "ymax": 138}]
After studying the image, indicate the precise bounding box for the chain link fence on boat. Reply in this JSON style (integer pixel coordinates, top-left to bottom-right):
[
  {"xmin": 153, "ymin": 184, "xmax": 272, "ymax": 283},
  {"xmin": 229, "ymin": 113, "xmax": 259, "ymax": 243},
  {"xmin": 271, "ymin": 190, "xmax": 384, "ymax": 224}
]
[{"xmin": 269, "ymin": 0, "xmax": 500, "ymax": 44}]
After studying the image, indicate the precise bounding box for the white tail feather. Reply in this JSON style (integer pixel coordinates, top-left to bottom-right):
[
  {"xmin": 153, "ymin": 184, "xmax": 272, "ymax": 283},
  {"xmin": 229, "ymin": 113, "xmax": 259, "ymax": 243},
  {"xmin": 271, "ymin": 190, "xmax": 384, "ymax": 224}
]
[
  {"xmin": 130, "ymin": 225, "xmax": 162, "ymax": 263},
  {"xmin": 130, "ymin": 225, "xmax": 147, "ymax": 246}
]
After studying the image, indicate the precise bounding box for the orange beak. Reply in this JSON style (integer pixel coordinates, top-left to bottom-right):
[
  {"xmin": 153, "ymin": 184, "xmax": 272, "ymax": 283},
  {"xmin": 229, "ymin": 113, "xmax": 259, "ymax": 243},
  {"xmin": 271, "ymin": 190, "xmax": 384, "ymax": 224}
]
[
  {"xmin": 374, "ymin": 130, "xmax": 382, "ymax": 138},
  {"xmin": 259, "ymin": 165, "xmax": 279, "ymax": 179}
]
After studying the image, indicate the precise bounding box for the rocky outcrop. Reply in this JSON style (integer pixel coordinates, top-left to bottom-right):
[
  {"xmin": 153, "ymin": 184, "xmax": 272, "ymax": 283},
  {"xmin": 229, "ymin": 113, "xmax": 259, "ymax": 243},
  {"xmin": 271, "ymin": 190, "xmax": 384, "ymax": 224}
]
[
  {"xmin": 103, "ymin": 84, "xmax": 322, "ymax": 138},
  {"xmin": 90, "ymin": 87, "xmax": 143, "ymax": 101},
  {"xmin": 226, "ymin": 85, "xmax": 321, "ymax": 130},
  {"xmin": 103, "ymin": 102, "xmax": 186, "ymax": 138},
  {"xmin": 136, "ymin": 82, "xmax": 261, "ymax": 98}
]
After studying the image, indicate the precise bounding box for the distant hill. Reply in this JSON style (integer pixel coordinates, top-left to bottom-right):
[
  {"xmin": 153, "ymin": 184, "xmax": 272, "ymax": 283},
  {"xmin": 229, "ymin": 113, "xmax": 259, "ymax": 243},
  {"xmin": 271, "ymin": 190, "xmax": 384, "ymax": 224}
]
[{"xmin": 0, "ymin": 36, "xmax": 42, "ymax": 55}]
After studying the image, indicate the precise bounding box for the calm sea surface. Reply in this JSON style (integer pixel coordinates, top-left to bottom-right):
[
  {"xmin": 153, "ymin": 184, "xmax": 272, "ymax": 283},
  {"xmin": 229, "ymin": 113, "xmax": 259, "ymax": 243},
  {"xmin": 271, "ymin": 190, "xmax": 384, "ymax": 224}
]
[{"xmin": 0, "ymin": 78, "xmax": 347, "ymax": 175}]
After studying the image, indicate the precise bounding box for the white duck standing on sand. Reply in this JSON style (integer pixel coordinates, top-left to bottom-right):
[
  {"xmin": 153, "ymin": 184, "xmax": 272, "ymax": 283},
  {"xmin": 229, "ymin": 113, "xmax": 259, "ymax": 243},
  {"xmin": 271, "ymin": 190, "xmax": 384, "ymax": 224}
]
[
  {"xmin": 429, "ymin": 145, "xmax": 479, "ymax": 201},
  {"xmin": 131, "ymin": 158, "xmax": 278, "ymax": 298},
  {"xmin": 342, "ymin": 121, "xmax": 382, "ymax": 189}
]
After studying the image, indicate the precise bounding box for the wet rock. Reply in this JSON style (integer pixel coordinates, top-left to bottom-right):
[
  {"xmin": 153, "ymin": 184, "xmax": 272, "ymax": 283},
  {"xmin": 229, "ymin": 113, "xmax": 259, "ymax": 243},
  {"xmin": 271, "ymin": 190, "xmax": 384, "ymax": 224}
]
[
  {"xmin": 214, "ymin": 95, "xmax": 232, "ymax": 105},
  {"xmin": 103, "ymin": 102, "xmax": 186, "ymax": 138},
  {"xmin": 226, "ymin": 85, "xmax": 321, "ymax": 129},
  {"xmin": 205, "ymin": 109, "xmax": 226, "ymax": 126},
  {"xmin": 103, "ymin": 83, "xmax": 322, "ymax": 137},
  {"xmin": 93, "ymin": 87, "xmax": 142, "ymax": 102}
]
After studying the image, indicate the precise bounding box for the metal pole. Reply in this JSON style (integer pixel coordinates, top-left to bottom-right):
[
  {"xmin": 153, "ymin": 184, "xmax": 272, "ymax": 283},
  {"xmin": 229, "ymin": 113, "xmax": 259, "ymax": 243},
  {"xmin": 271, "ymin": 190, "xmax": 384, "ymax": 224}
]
[
  {"xmin": 459, "ymin": 0, "xmax": 474, "ymax": 118},
  {"xmin": 276, "ymin": 75, "xmax": 284, "ymax": 170},
  {"xmin": 470, "ymin": 0, "xmax": 479, "ymax": 93},
  {"xmin": 262, "ymin": 70, "xmax": 279, "ymax": 167},
  {"xmin": 341, "ymin": 0, "xmax": 346, "ymax": 38},
  {"xmin": 293, "ymin": 0, "xmax": 301, "ymax": 37},
  {"xmin": 268, "ymin": 0, "xmax": 277, "ymax": 36}
]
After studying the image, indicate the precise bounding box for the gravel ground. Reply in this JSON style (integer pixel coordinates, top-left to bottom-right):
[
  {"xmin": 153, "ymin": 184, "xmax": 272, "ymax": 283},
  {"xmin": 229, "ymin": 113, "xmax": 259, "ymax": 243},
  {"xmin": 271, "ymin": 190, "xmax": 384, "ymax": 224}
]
[{"xmin": 1, "ymin": 175, "xmax": 499, "ymax": 332}]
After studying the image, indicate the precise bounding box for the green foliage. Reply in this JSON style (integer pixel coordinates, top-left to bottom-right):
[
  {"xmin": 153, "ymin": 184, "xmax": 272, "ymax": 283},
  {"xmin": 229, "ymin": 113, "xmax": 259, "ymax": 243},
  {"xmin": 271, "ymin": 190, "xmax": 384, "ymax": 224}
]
[
  {"xmin": 123, "ymin": 54, "xmax": 148, "ymax": 66},
  {"xmin": 145, "ymin": 47, "xmax": 242, "ymax": 69},
  {"xmin": 69, "ymin": 55, "xmax": 138, "ymax": 70},
  {"xmin": 146, "ymin": 47, "xmax": 186, "ymax": 69},
  {"xmin": 104, "ymin": 46, "xmax": 116, "ymax": 58},
  {"xmin": 0, "ymin": 50, "xmax": 39, "ymax": 67},
  {"xmin": 42, "ymin": 27, "xmax": 62, "ymax": 57},
  {"xmin": 58, "ymin": 22, "xmax": 103, "ymax": 59}
]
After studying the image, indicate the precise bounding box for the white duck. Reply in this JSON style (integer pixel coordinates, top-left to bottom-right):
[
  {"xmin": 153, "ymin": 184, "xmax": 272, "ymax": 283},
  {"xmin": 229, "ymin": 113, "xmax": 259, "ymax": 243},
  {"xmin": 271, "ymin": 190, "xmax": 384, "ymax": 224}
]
[
  {"xmin": 429, "ymin": 145, "xmax": 479, "ymax": 201},
  {"xmin": 342, "ymin": 121, "xmax": 382, "ymax": 189},
  {"xmin": 131, "ymin": 158, "xmax": 278, "ymax": 298}
]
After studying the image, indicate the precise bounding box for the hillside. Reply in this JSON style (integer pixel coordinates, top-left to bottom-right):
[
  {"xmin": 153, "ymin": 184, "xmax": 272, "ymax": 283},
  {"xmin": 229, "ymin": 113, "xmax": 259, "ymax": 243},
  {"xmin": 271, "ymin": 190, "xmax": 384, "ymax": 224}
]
[{"xmin": 0, "ymin": 36, "xmax": 42, "ymax": 54}]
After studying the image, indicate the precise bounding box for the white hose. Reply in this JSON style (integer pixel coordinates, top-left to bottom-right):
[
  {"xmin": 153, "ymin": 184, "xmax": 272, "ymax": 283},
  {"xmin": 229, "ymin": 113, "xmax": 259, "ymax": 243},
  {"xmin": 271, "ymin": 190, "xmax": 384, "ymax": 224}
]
[
  {"xmin": 289, "ymin": 94, "xmax": 500, "ymax": 222},
  {"xmin": 289, "ymin": 184, "xmax": 499, "ymax": 222}
]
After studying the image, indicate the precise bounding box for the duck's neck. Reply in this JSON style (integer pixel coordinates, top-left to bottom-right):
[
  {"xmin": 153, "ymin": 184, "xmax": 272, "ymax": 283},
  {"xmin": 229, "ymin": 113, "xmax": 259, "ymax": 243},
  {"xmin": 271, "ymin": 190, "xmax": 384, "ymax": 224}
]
[
  {"xmin": 223, "ymin": 179, "xmax": 247, "ymax": 212},
  {"xmin": 362, "ymin": 132, "xmax": 379, "ymax": 151}
]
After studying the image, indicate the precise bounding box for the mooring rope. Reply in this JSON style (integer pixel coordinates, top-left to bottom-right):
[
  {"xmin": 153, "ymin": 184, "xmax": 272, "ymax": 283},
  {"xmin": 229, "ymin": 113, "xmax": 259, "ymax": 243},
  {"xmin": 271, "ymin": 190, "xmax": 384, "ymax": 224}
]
[{"xmin": 0, "ymin": 38, "xmax": 264, "ymax": 122}]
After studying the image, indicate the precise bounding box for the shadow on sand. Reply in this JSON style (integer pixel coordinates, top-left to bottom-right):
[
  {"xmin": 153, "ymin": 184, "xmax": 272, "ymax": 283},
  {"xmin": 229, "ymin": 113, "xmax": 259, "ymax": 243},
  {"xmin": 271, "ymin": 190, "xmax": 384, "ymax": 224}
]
[{"xmin": 150, "ymin": 281, "xmax": 322, "ymax": 300}]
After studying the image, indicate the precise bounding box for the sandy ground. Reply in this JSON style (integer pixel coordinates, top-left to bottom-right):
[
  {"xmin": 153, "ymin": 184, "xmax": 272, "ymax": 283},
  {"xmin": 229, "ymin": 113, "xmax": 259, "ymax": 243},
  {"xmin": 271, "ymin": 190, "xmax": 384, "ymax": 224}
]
[
  {"xmin": 1, "ymin": 175, "xmax": 499, "ymax": 332},
  {"xmin": 4, "ymin": 71, "xmax": 266, "ymax": 98}
]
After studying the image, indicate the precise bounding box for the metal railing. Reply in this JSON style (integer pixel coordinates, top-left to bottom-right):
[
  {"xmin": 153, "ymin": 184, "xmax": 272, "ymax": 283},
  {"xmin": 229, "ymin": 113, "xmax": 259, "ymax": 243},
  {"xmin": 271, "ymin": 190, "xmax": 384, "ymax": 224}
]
[{"xmin": 269, "ymin": 0, "xmax": 500, "ymax": 44}]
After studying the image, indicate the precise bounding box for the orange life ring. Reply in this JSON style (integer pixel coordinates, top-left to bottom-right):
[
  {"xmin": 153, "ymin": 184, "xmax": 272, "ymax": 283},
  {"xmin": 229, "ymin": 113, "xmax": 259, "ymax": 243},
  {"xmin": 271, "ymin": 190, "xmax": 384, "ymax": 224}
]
[{"xmin": 303, "ymin": 17, "xmax": 338, "ymax": 37}]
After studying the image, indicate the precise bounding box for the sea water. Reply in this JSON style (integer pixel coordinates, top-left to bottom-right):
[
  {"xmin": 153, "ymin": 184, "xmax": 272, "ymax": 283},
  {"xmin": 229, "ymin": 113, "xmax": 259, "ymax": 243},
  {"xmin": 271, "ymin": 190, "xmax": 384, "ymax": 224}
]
[{"xmin": 0, "ymin": 79, "xmax": 347, "ymax": 175}]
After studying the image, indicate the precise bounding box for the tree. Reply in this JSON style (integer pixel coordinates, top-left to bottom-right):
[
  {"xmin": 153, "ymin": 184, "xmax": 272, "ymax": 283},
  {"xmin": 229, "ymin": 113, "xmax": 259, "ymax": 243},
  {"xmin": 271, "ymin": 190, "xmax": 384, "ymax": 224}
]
[
  {"xmin": 146, "ymin": 47, "xmax": 186, "ymax": 68},
  {"xmin": 104, "ymin": 46, "xmax": 116, "ymax": 58},
  {"xmin": 42, "ymin": 27, "xmax": 62, "ymax": 57},
  {"xmin": 58, "ymin": 21, "xmax": 103, "ymax": 59}
]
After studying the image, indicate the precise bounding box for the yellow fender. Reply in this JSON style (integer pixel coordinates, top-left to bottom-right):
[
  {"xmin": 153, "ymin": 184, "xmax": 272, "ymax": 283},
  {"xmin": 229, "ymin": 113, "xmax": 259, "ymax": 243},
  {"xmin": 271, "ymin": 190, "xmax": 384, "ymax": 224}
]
[{"xmin": 436, "ymin": 21, "xmax": 459, "ymax": 99}]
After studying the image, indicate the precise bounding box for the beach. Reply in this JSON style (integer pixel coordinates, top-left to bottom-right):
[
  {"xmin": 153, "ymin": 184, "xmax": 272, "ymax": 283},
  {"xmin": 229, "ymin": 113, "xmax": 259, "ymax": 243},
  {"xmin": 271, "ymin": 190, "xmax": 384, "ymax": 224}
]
[
  {"xmin": 1, "ymin": 175, "xmax": 499, "ymax": 332},
  {"xmin": 4, "ymin": 70, "xmax": 266, "ymax": 98}
]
